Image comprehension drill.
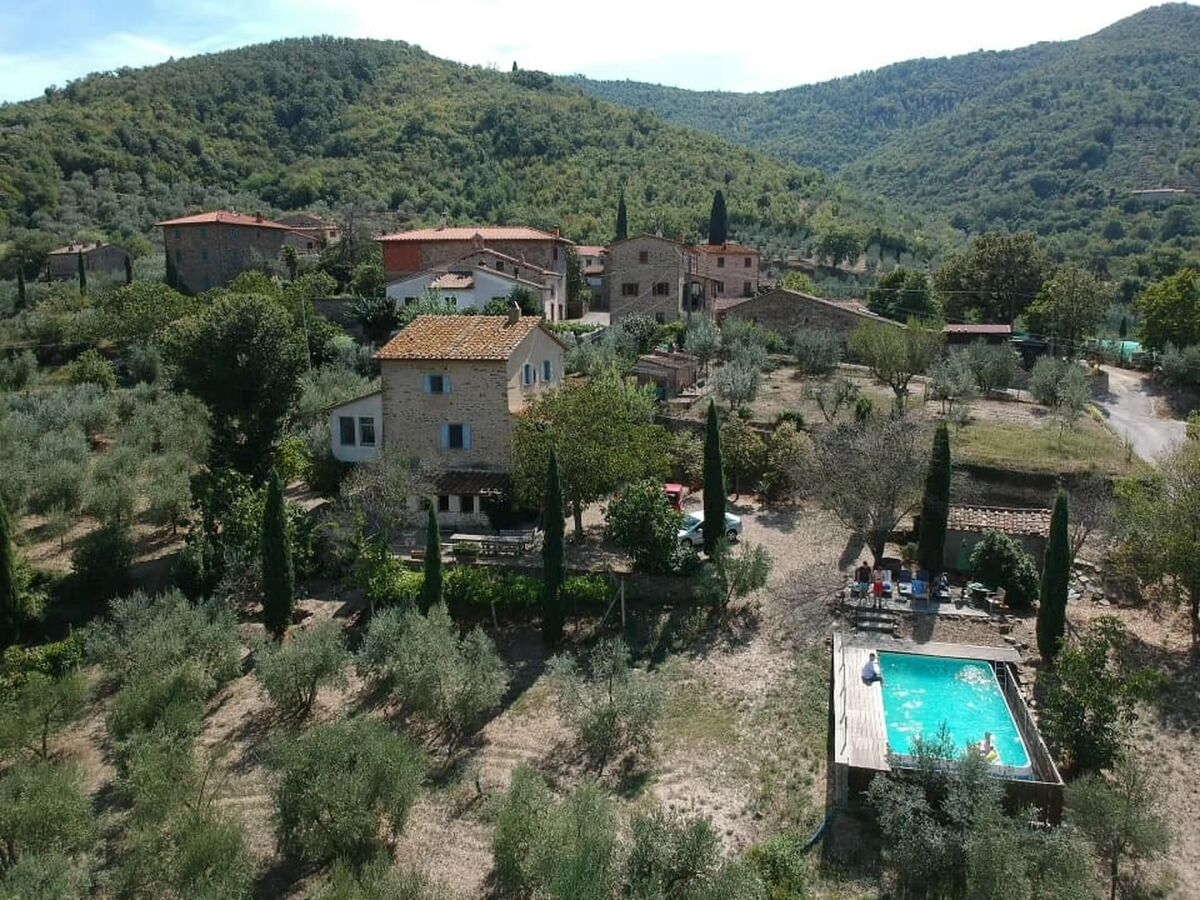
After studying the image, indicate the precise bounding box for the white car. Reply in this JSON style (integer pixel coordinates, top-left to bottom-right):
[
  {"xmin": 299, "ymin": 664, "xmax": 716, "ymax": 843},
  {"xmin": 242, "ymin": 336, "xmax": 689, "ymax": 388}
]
[{"xmin": 678, "ymin": 512, "xmax": 742, "ymax": 547}]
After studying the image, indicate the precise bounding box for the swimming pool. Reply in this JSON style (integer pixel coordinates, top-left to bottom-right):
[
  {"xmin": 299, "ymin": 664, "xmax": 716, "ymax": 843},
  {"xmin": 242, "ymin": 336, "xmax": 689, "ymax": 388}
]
[{"xmin": 878, "ymin": 652, "xmax": 1031, "ymax": 775}]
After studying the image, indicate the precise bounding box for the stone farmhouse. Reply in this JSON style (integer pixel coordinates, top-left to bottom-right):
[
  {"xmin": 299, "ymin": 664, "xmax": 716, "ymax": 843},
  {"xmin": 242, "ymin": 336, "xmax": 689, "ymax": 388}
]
[
  {"xmin": 327, "ymin": 310, "xmax": 566, "ymax": 528},
  {"xmin": 694, "ymin": 243, "xmax": 761, "ymax": 302},
  {"xmin": 607, "ymin": 234, "xmax": 718, "ymax": 324},
  {"xmin": 277, "ymin": 212, "xmax": 341, "ymax": 245},
  {"xmin": 719, "ymin": 287, "xmax": 901, "ymax": 340},
  {"xmin": 46, "ymin": 242, "xmax": 131, "ymax": 282},
  {"xmin": 378, "ymin": 226, "xmax": 572, "ymax": 322},
  {"xmin": 156, "ymin": 210, "xmax": 322, "ymax": 294}
]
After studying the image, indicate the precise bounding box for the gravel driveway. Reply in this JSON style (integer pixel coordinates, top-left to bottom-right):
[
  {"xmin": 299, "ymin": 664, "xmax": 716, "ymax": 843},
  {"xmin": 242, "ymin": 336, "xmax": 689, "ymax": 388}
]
[{"xmin": 1096, "ymin": 366, "xmax": 1185, "ymax": 462}]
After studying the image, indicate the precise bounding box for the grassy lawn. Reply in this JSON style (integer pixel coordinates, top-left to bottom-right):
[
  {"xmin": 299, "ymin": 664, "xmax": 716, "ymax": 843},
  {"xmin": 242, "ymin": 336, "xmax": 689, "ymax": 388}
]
[{"xmin": 953, "ymin": 418, "xmax": 1135, "ymax": 476}]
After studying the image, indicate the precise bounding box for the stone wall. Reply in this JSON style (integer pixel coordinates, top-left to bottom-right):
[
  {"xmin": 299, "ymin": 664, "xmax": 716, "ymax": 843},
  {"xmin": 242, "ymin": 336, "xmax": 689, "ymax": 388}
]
[
  {"xmin": 608, "ymin": 236, "xmax": 689, "ymax": 323},
  {"xmin": 722, "ymin": 289, "xmax": 900, "ymax": 340},
  {"xmin": 163, "ymin": 222, "xmax": 292, "ymax": 294}
]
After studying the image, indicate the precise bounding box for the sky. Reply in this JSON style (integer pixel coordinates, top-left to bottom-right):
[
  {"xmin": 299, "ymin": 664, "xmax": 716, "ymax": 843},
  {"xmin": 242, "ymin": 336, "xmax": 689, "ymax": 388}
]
[{"xmin": 0, "ymin": 0, "xmax": 1173, "ymax": 104}]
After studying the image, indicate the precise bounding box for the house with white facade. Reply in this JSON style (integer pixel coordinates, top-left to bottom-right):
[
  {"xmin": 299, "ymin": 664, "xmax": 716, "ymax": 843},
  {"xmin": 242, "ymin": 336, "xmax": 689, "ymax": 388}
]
[
  {"xmin": 327, "ymin": 310, "xmax": 567, "ymax": 528},
  {"xmin": 385, "ymin": 264, "xmax": 550, "ymax": 315}
]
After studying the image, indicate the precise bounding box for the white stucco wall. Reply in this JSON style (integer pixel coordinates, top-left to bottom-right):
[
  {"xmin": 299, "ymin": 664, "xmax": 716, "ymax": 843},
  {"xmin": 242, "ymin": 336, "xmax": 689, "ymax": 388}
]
[{"xmin": 328, "ymin": 392, "xmax": 384, "ymax": 463}]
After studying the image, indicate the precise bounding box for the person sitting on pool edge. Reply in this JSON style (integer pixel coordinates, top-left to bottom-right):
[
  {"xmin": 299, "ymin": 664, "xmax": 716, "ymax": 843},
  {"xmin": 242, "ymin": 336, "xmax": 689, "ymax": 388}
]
[
  {"xmin": 973, "ymin": 731, "xmax": 998, "ymax": 762},
  {"xmin": 861, "ymin": 652, "xmax": 883, "ymax": 685}
]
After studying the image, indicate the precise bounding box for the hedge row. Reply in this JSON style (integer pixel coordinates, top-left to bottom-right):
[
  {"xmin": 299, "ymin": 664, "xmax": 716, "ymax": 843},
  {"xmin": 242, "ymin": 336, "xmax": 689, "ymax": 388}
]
[{"xmin": 366, "ymin": 563, "xmax": 610, "ymax": 613}]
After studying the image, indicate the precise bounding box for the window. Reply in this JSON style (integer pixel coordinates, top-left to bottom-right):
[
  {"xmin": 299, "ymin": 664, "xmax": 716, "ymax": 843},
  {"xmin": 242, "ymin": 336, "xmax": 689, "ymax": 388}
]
[
  {"xmin": 553, "ymin": 246, "xmax": 559, "ymax": 261},
  {"xmin": 514, "ymin": 268, "xmax": 521, "ymax": 278},
  {"xmin": 743, "ymin": 281, "xmax": 753, "ymax": 297},
  {"xmin": 359, "ymin": 417, "xmax": 376, "ymax": 446},
  {"xmin": 621, "ymin": 282, "xmax": 639, "ymax": 297},
  {"xmin": 442, "ymin": 423, "xmax": 471, "ymax": 449},
  {"xmin": 717, "ymin": 256, "xmax": 725, "ymax": 268},
  {"xmin": 495, "ymin": 261, "xmax": 504, "ymax": 272},
  {"xmin": 338, "ymin": 416, "xmax": 356, "ymax": 446},
  {"xmin": 542, "ymin": 359, "xmax": 553, "ymax": 381},
  {"xmin": 654, "ymin": 312, "xmax": 666, "ymax": 324},
  {"xmin": 743, "ymin": 257, "xmax": 752, "ymax": 268},
  {"xmin": 716, "ymin": 281, "xmax": 725, "ymax": 294},
  {"xmin": 523, "ymin": 363, "xmax": 536, "ymax": 386},
  {"xmin": 424, "ymin": 374, "xmax": 451, "ymax": 394},
  {"xmin": 200, "ymin": 248, "xmax": 208, "ymax": 262},
  {"xmin": 460, "ymin": 494, "xmax": 476, "ymax": 514},
  {"xmin": 653, "ymin": 282, "xmax": 670, "ymax": 296},
  {"xmin": 404, "ymin": 296, "xmax": 417, "ymax": 306},
  {"xmin": 437, "ymin": 495, "xmax": 451, "ymax": 512},
  {"xmin": 638, "ymin": 251, "xmax": 649, "ymax": 264}
]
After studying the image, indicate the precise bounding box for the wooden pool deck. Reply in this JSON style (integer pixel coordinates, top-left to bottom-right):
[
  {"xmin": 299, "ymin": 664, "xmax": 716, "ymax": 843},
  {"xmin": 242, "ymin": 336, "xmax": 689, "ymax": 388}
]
[{"xmin": 831, "ymin": 634, "xmax": 1023, "ymax": 772}]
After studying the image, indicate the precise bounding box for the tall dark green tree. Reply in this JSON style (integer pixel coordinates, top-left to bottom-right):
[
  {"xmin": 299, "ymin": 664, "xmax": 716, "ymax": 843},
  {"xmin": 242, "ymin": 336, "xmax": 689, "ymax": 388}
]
[
  {"xmin": 615, "ymin": 193, "xmax": 628, "ymax": 242},
  {"xmin": 708, "ymin": 190, "xmax": 728, "ymax": 245},
  {"xmin": 15, "ymin": 268, "xmax": 25, "ymax": 308},
  {"xmin": 77, "ymin": 251, "xmax": 87, "ymax": 296},
  {"xmin": 261, "ymin": 469, "xmax": 294, "ymax": 639},
  {"xmin": 702, "ymin": 400, "xmax": 726, "ymax": 555},
  {"xmin": 541, "ymin": 448, "xmax": 566, "ymax": 645},
  {"xmin": 1118, "ymin": 316, "xmax": 1128, "ymax": 340},
  {"xmin": 420, "ymin": 505, "xmax": 442, "ymax": 612},
  {"xmin": 124, "ymin": 255, "xmax": 133, "ymax": 285},
  {"xmin": 0, "ymin": 497, "xmax": 20, "ymax": 648},
  {"xmin": 917, "ymin": 422, "xmax": 951, "ymax": 573},
  {"xmin": 1038, "ymin": 490, "xmax": 1071, "ymax": 662}
]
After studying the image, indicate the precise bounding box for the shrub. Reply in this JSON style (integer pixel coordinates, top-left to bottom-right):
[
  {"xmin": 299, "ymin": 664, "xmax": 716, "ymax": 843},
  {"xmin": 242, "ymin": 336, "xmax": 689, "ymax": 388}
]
[
  {"xmin": 562, "ymin": 575, "xmax": 610, "ymax": 609},
  {"xmin": 761, "ymin": 421, "xmax": 812, "ymax": 499},
  {"xmin": 968, "ymin": 531, "xmax": 1040, "ymax": 608},
  {"xmin": 0, "ymin": 762, "xmax": 94, "ymax": 867},
  {"xmin": 1159, "ymin": 343, "xmax": 1200, "ymax": 388},
  {"xmin": 126, "ymin": 344, "xmax": 161, "ymax": 385},
  {"xmin": 255, "ymin": 621, "xmax": 350, "ymax": 720},
  {"xmin": 271, "ymin": 718, "xmax": 425, "ymax": 867},
  {"xmin": 747, "ymin": 830, "xmax": 809, "ymax": 899},
  {"xmin": 0, "ymin": 851, "xmax": 91, "ymax": 899},
  {"xmin": 0, "ymin": 671, "xmax": 88, "ymax": 761},
  {"xmin": 358, "ymin": 605, "xmax": 507, "ymax": 742},
  {"xmin": 492, "ymin": 766, "xmax": 553, "ymax": 896},
  {"xmin": 548, "ymin": 637, "xmax": 663, "ymax": 772},
  {"xmin": 716, "ymin": 361, "xmax": 761, "ymax": 409},
  {"xmin": 792, "ymin": 328, "xmax": 842, "ymax": 375},
  {"xmin": 623, "ymin": 808, "xmax": 739, "ymax": 898},
  {"xmin": 64, "ymin": 349, "xmax": 115, "ymax": 392},
  {"xmin": 604, "ymin": 480, "xmax": 683, "ymax": 574},
  {"xmin": 107, "ymin": 664, "xmax": 210, "ymax": 748},
  {"xmin": 70, "ymin": 523, "xmax": 133, "ymax": 600},
  {"xmin": 0, "ymin": 351, "xmax": 38, "ymax": 392},
  {"xmin": 118, "ymin": 808, "xmax": 254, "ymax": 900},
  {"xmin": 316, "ymin": 859, "xmax": 440, "ymax": 900},
  {"xmin": 694, "ymin": 540, "xmax": 772, "ymax": 609}
]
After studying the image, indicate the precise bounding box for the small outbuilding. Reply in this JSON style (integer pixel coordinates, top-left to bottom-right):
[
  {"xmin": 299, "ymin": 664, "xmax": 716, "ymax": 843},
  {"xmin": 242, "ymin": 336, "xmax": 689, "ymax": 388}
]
[
  {"xmin": 944, "ymin": 506, "xmax": 1052, "ymax": 572},
  {"xmin": 633, "ymin": 350, "xmax": 700, "ymax": 399},
  {"xmin": 943, "ymin": 323, "xmax": 1012, "ymax": 346}
]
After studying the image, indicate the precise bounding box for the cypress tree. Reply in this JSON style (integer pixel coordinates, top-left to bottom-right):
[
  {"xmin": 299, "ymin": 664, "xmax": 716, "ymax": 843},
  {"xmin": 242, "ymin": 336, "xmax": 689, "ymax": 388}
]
[
  {"xmin": 260, "ymin": 469, "xmax": 295, "ymax": 639},
  {"xmin": 708, "ymin": 190, "xmax": 728, "ymax": 245},
  {"xmin": 420, "ymin": 505, "xmax": 442, "ymax": 612},
  {"xmin": 616, "ymin": 193, "xmax": 628, "ymax": 242},
  {"xmin": 15, "ymin": 268, "xmax": 25, "ymax": 309},
  {"xmin": 702, "ymin": 400, "xmax": 726, "ymax": 555},
  {"xmin": 124, "ymin": 255, "xmax": 133, "ymax": 285},
  {"xmin": 1037, "ymin": 490, "xmax": 1071, "ymax": 662},
  {"xmin": 916, "ymin": 422, "xmax": 952, "ymax": 573},
  {"xmin": 77, "ymin": 251, "xmax": 87, "ymax": 296},
  {"xmin": 0, "ymin": 496, "xmax": 20, "ymax": 648},
  {"xmin": 542, "ymin": 448, "xmax": 566, "ymax": 644}
]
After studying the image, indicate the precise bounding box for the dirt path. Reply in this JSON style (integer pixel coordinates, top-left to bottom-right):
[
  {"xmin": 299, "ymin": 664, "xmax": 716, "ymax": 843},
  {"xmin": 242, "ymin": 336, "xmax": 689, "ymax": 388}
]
[{"xmin": 1096, "ymin": 367, "xmax": 1185, "ymax": 462}]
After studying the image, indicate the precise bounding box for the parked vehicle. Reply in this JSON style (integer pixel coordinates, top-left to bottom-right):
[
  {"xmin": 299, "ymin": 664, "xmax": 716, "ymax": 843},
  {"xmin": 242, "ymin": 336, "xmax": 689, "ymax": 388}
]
[{"xmin": 678, "ymin": 512, "xmax": 741, "ymax": 546}]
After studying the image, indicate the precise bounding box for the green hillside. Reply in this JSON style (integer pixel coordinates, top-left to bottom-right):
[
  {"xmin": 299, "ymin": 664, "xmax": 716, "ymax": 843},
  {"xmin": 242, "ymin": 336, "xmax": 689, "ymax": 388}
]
[
  {"xmin": 0, "ymin": 37, "xmax": 927, "ymax": 261},
  {"xmin": 571, "ymin": 4, "xmax": 1200, "ymax": 268}
]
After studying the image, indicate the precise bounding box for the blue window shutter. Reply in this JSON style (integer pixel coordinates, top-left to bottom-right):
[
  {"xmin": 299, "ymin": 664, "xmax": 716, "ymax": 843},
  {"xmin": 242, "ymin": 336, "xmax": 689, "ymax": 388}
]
[
  {"xmin": 423, "ymin": 375, "xmax": 431, "ymax": 394},
  {"xmin": 444, "ymin": 374, "xmax": 452, "ymax": 393},
  {"xmin": 464, "ymin": 424, "xmax": 473, "ymax": 450},
  {"xmin": 440, "ymin": 424, "xmax": 449, "ymax": 448}
]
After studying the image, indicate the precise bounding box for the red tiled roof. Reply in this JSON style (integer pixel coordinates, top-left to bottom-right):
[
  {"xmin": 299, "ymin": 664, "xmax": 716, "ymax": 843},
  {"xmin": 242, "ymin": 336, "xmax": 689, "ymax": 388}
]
[
  {"xmin": 943, "ymin": 324, "xmax": 1013, "ymax": 335},
  {"xmin": 576, "ymin": 245, "xmax": 607, "ymax": 257},
  {"xmin": 376, "ymin": 315, "xmax": 551, "ymax": 361},
  {"xmin": 431, "ymin": 273, "xmax": 474, "ymax": 290},
  {"xmin": 947, "ymin": 506, "xmax": 1052, "ymax": 537},
  {"xmin": 156, "ymin": 210, "xmax": 293, "ymax": 230},
  {"xmin": 377, "ymin": 226, "xmax": 572, "ymax": 244},
  {"xmin": 694, "ymin": 242, "xmax": 760, "ymax": 256}
]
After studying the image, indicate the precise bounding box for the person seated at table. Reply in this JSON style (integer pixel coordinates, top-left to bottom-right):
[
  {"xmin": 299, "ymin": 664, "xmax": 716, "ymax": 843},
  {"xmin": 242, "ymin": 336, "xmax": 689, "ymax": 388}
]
[
  {"xmin": 861, "ymin": 652, "xmax": 884, "ymax": 685},
  {"xmin": 934, "ymin": 571, "xmax": 951, "ymax": 600}
]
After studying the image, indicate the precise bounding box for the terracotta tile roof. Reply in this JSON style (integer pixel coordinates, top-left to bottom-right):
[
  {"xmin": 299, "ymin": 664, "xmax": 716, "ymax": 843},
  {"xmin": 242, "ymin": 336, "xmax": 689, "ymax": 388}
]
[
  {"xmin": 450, "ymin": 247, "xmax": 557, "ymax": 278},
  {"xmin": 431, "ymin": 273, "xmax": 474, "ymax": 290},
  {"xmin": 576, "ymin": 245, "xmax": 607, "ymax": 257},
  {"xmin": 947, "ymin": 506, "xmax": 1052, "ymax": 537},
  {"xmin": 733, "ymin": 288, "xmax": 902, "ymax": 326},
  {"xmin": 695, "ymin": 242, "xmax": 760, "ymax": 256},
  {"xmin": 634, "ymin": 350, "xmax": 697, "ymax": 371},
  {"xmin": 49, "ymin": 242, "xmax": 107, "ymax": 255},
  {"xmin": 377, "ymin": 225, "xmax": 572, "ymax": 244},
  {"xmin": 943, "ymin": 324, "xmax": 1013, "ymax": 335},
  {"xmin": 156, "ymin": 210, "xmax": 293, "ymax": 230},
  {"xmin": 375, "ymin": 315, "xmax": 548, "ymax": 361}
]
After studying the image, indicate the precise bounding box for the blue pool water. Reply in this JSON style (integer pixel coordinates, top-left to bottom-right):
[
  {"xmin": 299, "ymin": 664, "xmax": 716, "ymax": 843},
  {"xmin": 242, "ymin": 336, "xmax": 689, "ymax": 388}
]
[{"xmin": 878, "ymin": 652, "xmax": 1030, "ymax": 770}]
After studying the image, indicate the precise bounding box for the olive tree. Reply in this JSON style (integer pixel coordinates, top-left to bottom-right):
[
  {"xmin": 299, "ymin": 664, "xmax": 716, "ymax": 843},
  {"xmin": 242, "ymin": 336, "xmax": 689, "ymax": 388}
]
[{"xmin": 848, "ymin": 321, "xmax": 943, "ymax": 413}]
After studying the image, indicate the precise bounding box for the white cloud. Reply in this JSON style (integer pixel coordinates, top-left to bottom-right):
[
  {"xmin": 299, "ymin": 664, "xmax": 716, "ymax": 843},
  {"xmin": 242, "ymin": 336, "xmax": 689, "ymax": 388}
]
[{"xmin": 0, "ymin": 0, "xmax": 1169, "ymax": 102}]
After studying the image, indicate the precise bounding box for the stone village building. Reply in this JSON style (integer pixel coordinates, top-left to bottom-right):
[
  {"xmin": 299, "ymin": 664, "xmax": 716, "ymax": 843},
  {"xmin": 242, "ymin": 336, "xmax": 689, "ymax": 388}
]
[
  {"xmin": 46, "ymin": 242, "xmax": 132, "ymax": 282},
  {"xmin": 606, "ymin": 234, "xmax": 719, "ymax": 324},
  {"xmin": 326, "ymin": 311, "xmax": 566, "ymax": 528}
]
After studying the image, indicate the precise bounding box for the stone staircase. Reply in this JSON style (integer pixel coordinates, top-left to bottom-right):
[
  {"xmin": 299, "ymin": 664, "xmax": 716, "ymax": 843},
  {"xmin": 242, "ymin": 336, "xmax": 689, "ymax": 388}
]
[{"xmin": 851, "ymin": 605, "xmax": 900, "ymax": 637}]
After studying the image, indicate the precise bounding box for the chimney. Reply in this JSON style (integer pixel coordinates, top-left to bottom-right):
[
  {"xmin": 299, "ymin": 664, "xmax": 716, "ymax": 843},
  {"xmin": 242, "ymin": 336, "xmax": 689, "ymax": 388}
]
[
  {"xmin": 552, "ymin": 226, "xmax": 561, "ymax": 238},
  {"xmin": 506, "ymin": 300, "xmax": 521, "ymax": 326}
]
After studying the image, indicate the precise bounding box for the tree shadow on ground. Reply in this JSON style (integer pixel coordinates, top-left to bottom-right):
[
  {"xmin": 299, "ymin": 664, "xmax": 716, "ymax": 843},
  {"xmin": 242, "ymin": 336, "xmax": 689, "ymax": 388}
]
[
  {"xmin": 252, "ymin": 855, "xmax": 314, "ymax": 900},
  {"xmin": 754, "ymin": 503, "xmax": 804, "ymax": 535}
]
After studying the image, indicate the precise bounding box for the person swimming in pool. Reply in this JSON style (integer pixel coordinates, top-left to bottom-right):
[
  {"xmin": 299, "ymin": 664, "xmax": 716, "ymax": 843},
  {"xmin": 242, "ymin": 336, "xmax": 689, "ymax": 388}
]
[
  {"xmin": 861, "ymin": 652, "xmax": 883, "ymax": 685},
  {"xmin": 974, "ymin": 732, "xmax": 998, "ymax": 761}
]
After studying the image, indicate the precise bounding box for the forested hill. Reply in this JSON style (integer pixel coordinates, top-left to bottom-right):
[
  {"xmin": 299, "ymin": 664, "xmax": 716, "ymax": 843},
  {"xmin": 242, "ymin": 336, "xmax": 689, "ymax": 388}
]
[
  {"xmin": 570, "ymin": 4, "xmax": 1200, "ymax": 265},
  {"xmin": 0, "ymin": 37, "xmax": 926, "ymax": 257}
]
